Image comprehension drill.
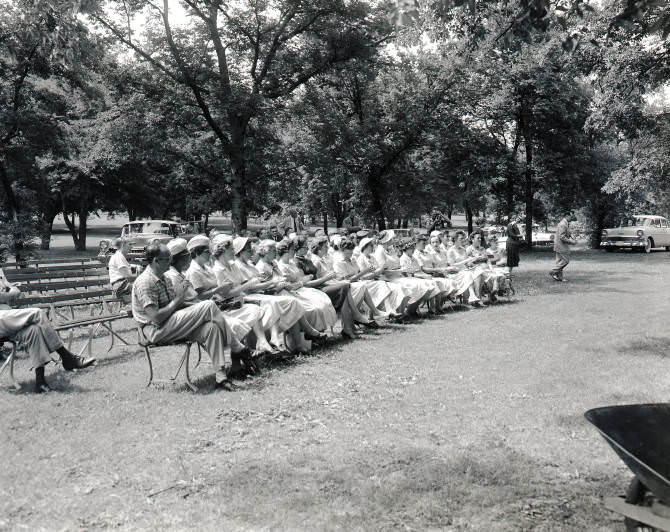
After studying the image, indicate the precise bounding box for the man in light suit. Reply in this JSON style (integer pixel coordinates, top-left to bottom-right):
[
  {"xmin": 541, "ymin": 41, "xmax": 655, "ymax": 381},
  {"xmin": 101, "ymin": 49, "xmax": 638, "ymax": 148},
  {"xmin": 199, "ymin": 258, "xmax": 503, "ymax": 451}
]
[{"xmin": 551, "ymin": 212, "xmax": 577, "ymax": 282}]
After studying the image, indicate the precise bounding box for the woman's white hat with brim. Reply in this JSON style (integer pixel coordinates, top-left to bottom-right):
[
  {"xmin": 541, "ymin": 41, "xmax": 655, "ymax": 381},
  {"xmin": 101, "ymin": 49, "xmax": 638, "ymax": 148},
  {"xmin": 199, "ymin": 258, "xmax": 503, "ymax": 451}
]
[
  {"xmin": 233, "ymin": 236, "xmax": 249, "ymax": 255},
  {"xmin": 379, "ymin": 230, "xmax": 396, "ymax": 244},
  {"xmin": 186, "ymin": 234, "xmax": 210, "ymax": 252}
]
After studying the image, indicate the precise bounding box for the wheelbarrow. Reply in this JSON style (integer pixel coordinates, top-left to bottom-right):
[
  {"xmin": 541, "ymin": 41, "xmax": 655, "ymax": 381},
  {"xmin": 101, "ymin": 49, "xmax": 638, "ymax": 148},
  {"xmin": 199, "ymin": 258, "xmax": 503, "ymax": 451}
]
[{"xmin": 585, "ymin": 404, "xmax": 670, "ymax": 531}]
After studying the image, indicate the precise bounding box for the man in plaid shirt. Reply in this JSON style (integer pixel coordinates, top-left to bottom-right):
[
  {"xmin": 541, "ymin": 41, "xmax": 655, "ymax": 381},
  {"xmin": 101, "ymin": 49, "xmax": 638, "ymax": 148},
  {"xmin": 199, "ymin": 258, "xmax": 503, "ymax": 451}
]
[{"xmin": 132, "ymin": 243, "xmax": 246, "ymax": 391}]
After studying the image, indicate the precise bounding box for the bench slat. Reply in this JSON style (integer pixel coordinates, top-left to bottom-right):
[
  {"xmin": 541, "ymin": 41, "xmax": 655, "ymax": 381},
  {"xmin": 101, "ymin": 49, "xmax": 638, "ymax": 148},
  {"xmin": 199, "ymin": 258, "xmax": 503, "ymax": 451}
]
[
  {"xmin": 6, "ymin": 270, "xmax": 109, "ymax": 282},
  {"xmin": 18, "ymin": 279, "xmax": 110, "ymax": 292},
  {"xmin": 2, "ymin": 263, "xmax": 106, "ymax": 274},
  {"xmin": 0, "ymin": 258, "xmax": 102, "ymax": 268},
  {"xmin": 19, "ymin": 289, "xmax": 113, "ymax": 305}
]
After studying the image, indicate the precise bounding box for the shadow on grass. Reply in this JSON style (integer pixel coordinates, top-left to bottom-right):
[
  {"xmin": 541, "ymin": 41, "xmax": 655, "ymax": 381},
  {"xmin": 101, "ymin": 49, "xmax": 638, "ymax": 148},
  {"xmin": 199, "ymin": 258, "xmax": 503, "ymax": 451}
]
[
  {"xmin": 614, "ymin": 336, "xmax": 670, "ymax": 359},
  {"xmin": 196, "ymin": 439, "xmax": 621, "ymax": 531}
]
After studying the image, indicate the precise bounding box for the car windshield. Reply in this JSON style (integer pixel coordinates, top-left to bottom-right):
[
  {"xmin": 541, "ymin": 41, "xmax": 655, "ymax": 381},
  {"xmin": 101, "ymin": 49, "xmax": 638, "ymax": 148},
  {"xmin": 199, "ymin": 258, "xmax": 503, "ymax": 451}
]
[{"xmin": 141, "ymin": 222, "xmax": 173, "ymax": 234}]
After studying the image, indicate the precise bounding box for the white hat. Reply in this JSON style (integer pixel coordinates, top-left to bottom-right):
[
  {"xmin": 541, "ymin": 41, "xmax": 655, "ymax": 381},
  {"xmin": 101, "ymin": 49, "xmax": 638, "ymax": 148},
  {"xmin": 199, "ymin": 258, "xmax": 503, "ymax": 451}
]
[
  {"xmin": 233, "ymin": 236, "xmax": 249, "ymax": 255},
  {"xmin": 211, "ymin": 233, "xmax": 233, "ymax": 247},
  {"xmin": 166, "ymin": 238, "xmax": 188, "ymax": 256},
  {"xmin": 379, "ymin": 230, "xmax": 396, "ymax": 244},
  {"xmin": 288, "ymin": 232, "xmax": 298, "ymax": 241},
  {"xmin": 330, "ymin": 234, "xmax": 342, "ymax": 248},
  {"xmin": 430, "ymin": 230, "xmax": 442, "ymax": 237},
  {"xmin": 358, "ymin": 237, "xmax": 374, "ymax": 252},
  {"xmin": 186, "ymin": 234, "xmax": 210, "ymax": 252}
]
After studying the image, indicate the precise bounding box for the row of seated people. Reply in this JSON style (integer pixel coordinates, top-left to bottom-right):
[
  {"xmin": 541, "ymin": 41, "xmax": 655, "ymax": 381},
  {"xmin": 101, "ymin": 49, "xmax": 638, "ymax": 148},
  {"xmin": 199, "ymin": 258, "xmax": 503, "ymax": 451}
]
[{"xmin": 0, "ymin": 228, "xmax": 513, "ymax": 393}]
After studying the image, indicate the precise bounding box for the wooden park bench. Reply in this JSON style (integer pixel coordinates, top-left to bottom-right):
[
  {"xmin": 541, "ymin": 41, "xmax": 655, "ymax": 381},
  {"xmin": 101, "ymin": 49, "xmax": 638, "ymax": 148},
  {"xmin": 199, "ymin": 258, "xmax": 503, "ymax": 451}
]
[{"xmin": 0, "ymin": 258, "xmax": 136, "ymax": 388}]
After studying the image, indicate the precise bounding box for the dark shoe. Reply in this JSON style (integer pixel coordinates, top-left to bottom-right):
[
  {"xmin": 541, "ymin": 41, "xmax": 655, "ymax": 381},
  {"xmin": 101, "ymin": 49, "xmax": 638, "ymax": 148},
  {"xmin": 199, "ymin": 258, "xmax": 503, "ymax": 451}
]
[
  {"xmin": 341, "ymin": 330, "xmax": 358, "ymax": 340},
  {"xmin": 357, "ymin": 320, "xmax": 380, "ymax": 329},
  {"xmin": 214, "ymin": 379, "xmax": 238, "ymax": 391},
  {"xmin": 61, "ymin": 353, "xmax": 96, "ymax": 371},
  {"xmin": 550, "ymin": 273, "xmax": 561, "ymax": 282},
  {"xmin": 305, "ymin": 332, "xmax": 328, "ymax": 342},
  {"xmin": 35, "ymin": 367, "xmax": 50, "ymax": 393}
]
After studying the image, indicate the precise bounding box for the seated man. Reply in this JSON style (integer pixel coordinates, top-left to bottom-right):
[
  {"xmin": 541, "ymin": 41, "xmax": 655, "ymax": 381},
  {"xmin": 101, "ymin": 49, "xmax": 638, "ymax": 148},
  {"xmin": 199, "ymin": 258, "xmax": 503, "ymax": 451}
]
[
  {"xmin": 131, "ymin": 243, "xmax": 248, "ymax": 391},
  {"xmin": 0, "ymin": 268, "xmax": 95, "ymax": 393},
  {"xmin": 108, "ymin": 238, "xmax": 135, "ymax": 302}
]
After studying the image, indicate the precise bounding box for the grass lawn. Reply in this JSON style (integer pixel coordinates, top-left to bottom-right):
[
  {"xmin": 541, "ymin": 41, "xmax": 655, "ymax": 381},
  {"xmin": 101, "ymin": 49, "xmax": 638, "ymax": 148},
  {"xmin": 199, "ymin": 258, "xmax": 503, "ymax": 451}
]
[{"xmin": 2, "ymin": 247, "xmax": 669, "ymax": 530}]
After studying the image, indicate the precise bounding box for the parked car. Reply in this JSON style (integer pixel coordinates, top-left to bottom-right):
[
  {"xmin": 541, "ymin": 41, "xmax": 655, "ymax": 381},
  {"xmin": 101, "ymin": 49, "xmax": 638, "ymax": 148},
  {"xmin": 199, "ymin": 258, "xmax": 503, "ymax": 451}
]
[
  {"xmin": 97, "ymin": 219, "xmax": 206, "ymax": 264},
  {"xmin": 494, "ymin": 225, "xmax": 554, "ymax": 248},
  {"xmin": 601, "ymin": 215, "xmax": 670, "ymax": 253}
]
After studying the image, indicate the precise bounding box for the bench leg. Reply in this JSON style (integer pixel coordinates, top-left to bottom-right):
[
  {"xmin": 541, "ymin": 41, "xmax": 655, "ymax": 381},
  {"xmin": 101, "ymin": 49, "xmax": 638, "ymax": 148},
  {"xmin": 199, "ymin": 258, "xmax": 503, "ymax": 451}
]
[
  {"xmin": 184, "ymin": 344, "xmax": 197, "ymax": 392},
  {"xmin": 77, "ymin": 324, "xmax": 100, "ymax": 358},
  {"xmin": 0, "ymin": 346, "xmax": 20, "ymax": 391},
  {"xmin": 194, "ymin": 344, "xmax": 202, "ymax": 369},
  {"xmin": 172, "ymin": 344, "xmax": 190, "ymax": 382},
  {"xmin": 144, "ymin": 346, "xmax": 153, "ymax": 387}
]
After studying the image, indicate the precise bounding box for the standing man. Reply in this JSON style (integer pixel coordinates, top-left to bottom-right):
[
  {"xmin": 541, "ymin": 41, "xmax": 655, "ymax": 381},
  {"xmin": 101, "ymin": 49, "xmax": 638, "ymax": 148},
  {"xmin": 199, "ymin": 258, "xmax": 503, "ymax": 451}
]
[
  {"xmin": 108, "ymin": 238, "xmax": 135, "ymax": 302},
  {"xmin": 551, "ymin": 212, "xmax": 577, "ymax": 282}
]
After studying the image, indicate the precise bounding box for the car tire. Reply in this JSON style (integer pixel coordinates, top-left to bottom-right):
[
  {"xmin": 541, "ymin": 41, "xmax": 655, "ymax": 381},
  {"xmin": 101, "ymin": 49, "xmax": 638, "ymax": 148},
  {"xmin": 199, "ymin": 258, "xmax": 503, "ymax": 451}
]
[
  {"xmin": 644, "ymin": 238, "xmax": 653, "ymax": 253},
  {"xmin": 665, "ymin": 246, "xmax": 670, "ymax": 251},
  {"xmin": 605, "ymin": 247, "xmax": 614, "ymax": 252}
]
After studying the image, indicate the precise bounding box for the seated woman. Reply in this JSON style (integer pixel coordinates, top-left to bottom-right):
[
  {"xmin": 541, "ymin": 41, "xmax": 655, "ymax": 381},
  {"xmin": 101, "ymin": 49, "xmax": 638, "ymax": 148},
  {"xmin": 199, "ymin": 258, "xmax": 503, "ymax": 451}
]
[
  {"xmin": 484, "ymin": 234, "xmax": 510, "ymax": 296},
  {"xmin": 422, "ymin": 234, "xmax": 478, "ymax": 303},
  {"xmin": 466, "ymin": 231, "xmax": 507, "ymax": 303},
  {"xmin": 412, "ymin": 235, "xmax": 458, "ymax": 310},
  {"xmin": 373, "ymin": 231, "xmax": 433, "ymax": 317},
  {"xmin": 272, "ymin": 239, "xmax": 338, "ymax": 338},
  {"xmin": 326, "ymin": 238, "xmax": 396, "ymax": 325},
  {"xmin": 397, "ymin": 238, "xmax": 446, "ymax": 314},
  {"xmin": 292, "ymin": 236, "xmax": 380, "ymax": 339},
  {"xmin": 183, "ymin": 234, "xmax": 279, "ymax": 354},
  {"xmin": 228, "ymin": 237, "xmax": 313, "ymax": 354},
  {"xmin": 446, "ymin": 231, "xmax": 485, "ymax": 306},
  {"xmin": 354, "ymin": 237, "xmax": 409, "ymax": 315}
]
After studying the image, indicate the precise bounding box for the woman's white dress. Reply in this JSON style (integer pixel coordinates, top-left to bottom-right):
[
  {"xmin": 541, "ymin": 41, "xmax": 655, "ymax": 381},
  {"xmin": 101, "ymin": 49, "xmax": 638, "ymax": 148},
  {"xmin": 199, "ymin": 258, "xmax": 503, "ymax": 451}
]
[
  {"xmin": 373, "ymin": 246, "xmax": 432, "ymax": 304},
  {"xmin": 354, "ymin": 253, "xmax": 407, "ymax": 311},
  {"xmin": 263, "ymin": 259, "xmax": 337, "ymax": 332},
  {"xmin": 411, "ymin": 249, "xmax": 455, "ymax": 296},
  {"xmin": 331, "ymin": 254, "xmax": 392, "ymax": 308},
  {"xmin": 398, "ymin": 253, "xmax": 442, "ymax": 298},
  {"xmin": 185, "ymin": 260, "xmax": 264, "ymax": 341},
  {"xmin": 232, "ymin": 258, "xmax": 305, "ymax": 332}
]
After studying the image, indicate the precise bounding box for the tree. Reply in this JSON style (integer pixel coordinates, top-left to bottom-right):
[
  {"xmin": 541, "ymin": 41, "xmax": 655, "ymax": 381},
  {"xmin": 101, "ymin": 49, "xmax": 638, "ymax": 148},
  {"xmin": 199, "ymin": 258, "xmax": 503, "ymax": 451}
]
[{"xmin": 88, "ymin": 0, "xmax": 392, "ymax": 232}]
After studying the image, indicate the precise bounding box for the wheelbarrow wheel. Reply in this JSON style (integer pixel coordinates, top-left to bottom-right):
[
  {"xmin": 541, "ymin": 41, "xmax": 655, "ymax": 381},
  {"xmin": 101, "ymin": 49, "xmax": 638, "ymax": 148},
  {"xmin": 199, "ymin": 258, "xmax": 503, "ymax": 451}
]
[{"xmin": 625, "ymin": 476, "xmax": 657, "ymax": 531}]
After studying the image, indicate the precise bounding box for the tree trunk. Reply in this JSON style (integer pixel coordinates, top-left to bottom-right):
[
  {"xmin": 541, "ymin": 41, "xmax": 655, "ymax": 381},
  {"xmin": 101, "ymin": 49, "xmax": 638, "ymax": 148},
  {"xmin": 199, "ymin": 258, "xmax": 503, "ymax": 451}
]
[
  {"xmin": 323, "ymin": 212, "xmax": 328, "ymax": 235},
  {"xmin": 63, "ymin": 212, "xmax": 81, "ymax": 250},
  {"xmin": 465, "ymin": 200, "xmax": 473, "ymax": 235},
  {"xmin": 38, "ymin": 209, "xmax": 58, "ymax": 250},
  {"xmin": 520, "ymin": 113, "xmax": 533, "ymax": 246},
  {"xmin": 77, "ymin": 209, "xmax": 87, "ymax": 251},
  {"xmin": 0, "ymin": 159, "xmax": 19, "ymax": 222},
  {"xmin": 366, "ymin": 169, "xmax": 387, "ymax": 231},
  {"xmin": 507, "ymin": 119, "xmax": 522, "ymax": 220}
]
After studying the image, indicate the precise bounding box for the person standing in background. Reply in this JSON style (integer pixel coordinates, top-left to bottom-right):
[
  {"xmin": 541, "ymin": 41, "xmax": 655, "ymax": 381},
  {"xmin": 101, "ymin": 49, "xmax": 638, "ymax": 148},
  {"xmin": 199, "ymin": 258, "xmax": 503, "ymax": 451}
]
[
  {"xmin": 505, "ymin": 219, "xmax": 522, "ymax": 274},
  {"xmin": 550, "ymin": 212, "xmax": 577, "ymax": 282}
]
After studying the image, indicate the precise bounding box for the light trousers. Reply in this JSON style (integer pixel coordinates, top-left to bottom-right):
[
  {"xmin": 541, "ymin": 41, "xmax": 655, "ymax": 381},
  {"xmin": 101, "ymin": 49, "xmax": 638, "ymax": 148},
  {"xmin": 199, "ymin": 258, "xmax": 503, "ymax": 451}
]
[
  {"xmin": 0, "ymin": 308, "xmax": 62, "ymax": 367},
  {"xmin": 142, "ymin": 301, "xmax": 233, "ymax": 369}
]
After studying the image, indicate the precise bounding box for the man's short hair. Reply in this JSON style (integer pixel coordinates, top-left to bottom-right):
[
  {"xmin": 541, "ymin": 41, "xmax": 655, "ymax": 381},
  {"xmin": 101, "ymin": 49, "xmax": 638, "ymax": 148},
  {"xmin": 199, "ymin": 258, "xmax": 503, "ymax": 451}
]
[
  {"xmin": 146, "ymin": 243, "xmax": 168, "ymax": 263},
  {"xmin": 113, "ymin": 237, "xmax": 126, "ymax": 248}
]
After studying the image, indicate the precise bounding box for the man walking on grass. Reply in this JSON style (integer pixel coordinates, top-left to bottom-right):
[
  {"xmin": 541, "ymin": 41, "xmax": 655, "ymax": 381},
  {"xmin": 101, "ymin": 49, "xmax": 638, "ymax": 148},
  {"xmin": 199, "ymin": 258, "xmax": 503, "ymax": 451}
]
[{"xmin": 551, "ymin": 211, "xmax": 577, "ymax": 282}]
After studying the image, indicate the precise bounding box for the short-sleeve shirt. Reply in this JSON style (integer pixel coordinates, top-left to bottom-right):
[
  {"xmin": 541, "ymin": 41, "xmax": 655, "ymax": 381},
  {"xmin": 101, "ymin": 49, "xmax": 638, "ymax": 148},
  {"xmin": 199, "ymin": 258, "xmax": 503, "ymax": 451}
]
[
  {"xmin": 108, "ymin": 250, "xmax": 132, "ymax": 284},
  {"xmin": 131, "ymin": 266, "xmax": 174, "ymax": 325},
  {"xmin": 332, "ymin": 256, "xmax": 359, "ymax": 279},
  {"xmin": 399, "ymin": 253, "xmax": 421, "ymax": 274},
  {"xmin": 185, "ymin": 261, "xmax": 218, "ymax": 293},
  {"xmin": 164, "ymin": 267, "xmax": 198, "ymax": 304}
]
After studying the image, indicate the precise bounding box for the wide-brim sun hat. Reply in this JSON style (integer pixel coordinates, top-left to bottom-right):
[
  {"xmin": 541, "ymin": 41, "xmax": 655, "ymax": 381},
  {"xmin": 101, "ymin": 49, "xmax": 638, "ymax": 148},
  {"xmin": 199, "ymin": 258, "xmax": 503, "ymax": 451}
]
[
  {"xmin": 430, "ymin": 230, "xmax": 442, "ymax": 237},
  {"xmin": 358, "ymin": 237, "xmax": 374, "ymax": 252},
  {"xmin": 186, "ymin": 234, "xmax": 210, "ymax": 252},
  {"xmin": 211, "ymin": 233, "xmax": 233, "ymax": 247},
  {"xmin": 379, "ymin": 229, "xmax": 395, "ymax": 244},
  {"xmin": 166, "ymin": 238, "xmax": 188, "ymax": 256},
  {"xmin": 233, "ymin": 236, "xmax": 249, "ymax": 255}
]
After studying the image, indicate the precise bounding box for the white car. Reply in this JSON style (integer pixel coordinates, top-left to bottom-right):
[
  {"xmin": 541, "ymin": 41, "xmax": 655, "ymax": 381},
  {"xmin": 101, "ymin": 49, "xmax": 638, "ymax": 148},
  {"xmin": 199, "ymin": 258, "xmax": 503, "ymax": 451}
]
[{"xmin": 601, "ymin": 215, "xmax": 670, "ymax": 253}]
